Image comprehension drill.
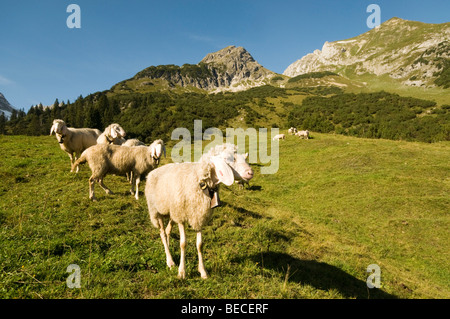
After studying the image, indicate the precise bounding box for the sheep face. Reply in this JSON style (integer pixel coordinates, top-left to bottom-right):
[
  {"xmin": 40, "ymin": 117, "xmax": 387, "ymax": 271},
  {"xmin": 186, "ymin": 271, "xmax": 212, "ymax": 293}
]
[
  {"xmin": 109, "ymin": 124, "xmax": 126, "ymax": 139},
  {"xmin": 228, "ymin": 152, "xmax": 254, "ymax": 182},
  {"xmin": 50, "ymin": 120, "xmax": 68, "ymax": 144},
  {"xmin": 150, "ymin": 140, "xmax": 166, "ymax": 165}
]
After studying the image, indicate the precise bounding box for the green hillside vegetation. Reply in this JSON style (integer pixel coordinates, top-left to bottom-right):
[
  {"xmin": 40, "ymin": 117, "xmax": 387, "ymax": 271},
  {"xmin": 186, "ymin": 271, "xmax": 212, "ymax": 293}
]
[
  {"xmin": 0, "ymin": 134, "xmax": 448, "ymax": 298},
  {"xmin": 3, "ymin": 85, "xmax": 448, "ymax": 143},
  {"xmin": 288, "ymin": 91, "xmax": 449, "ymax": 143},
  {"xmin": 287, "ymin": 71, "xmax": 339, "ymax": 83}
]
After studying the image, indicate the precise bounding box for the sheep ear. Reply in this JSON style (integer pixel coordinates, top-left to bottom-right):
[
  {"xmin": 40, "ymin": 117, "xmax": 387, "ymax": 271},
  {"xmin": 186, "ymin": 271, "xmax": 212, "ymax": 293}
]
[
  {"xmin": 50, "ymin": 124, "xmax": 56, "ymax": 135},
  {"xmin": 110, "ymin": 125, "xmax": 118, "ymax": 139},
  {"xmin": 210, "ymin": 156, "xmax": 234, "ymax": 186}
]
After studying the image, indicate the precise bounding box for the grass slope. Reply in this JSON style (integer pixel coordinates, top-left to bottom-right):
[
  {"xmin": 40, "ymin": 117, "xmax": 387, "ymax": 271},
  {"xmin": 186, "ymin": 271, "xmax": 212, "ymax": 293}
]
[{"xmin": 0, "ymin": 134, "xmax": 448, "ymax": 298}]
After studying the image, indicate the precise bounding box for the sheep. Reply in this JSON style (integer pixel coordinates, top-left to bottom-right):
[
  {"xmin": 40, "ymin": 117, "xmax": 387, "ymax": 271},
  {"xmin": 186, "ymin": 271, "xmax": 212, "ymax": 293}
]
[
  {"xmin": 145, "ymin": 143, "xmax": 254, "ymax": 279},
  {"xmin": 50, "ymin": 119, "xmax": 101, "ymax": 172},
  {"xmin": 96, "ymin": 123, "xmax": 127, "ymax": 145},
  {"xmin": 122, "ymin": 138, "xmax": 147, "ymax": 182},
  {"xmin": 273, "ymin": 133, "xmax": 285, "ymax": 140},
  {"xmin": 122, "ymin": 138, "xmax": 146, "ymax": 147},
  {"xmin": 296, "ymin": 130, "xmax": 310, "ymax": 139},
  {"xmin": 72, "ymin": 139, "xmax": 166, "ymax": 201},
  {"xmin": 200, "ymin": 144, "xmax": 253, "ymax": 190},
  {"xmin": 288, "ymin": 127, "xmax": 298, "ymax": 135}
]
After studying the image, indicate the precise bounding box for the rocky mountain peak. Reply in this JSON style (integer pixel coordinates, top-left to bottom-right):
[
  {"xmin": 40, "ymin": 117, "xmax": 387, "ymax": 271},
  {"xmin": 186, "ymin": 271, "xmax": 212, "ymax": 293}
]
[
  {"xmin": 200, "ymin": 45, "xmax": 255, "ymax": 66},
  {"xmin": 129, "ymin": 45, "xmax": 276, "ymax": 92}
]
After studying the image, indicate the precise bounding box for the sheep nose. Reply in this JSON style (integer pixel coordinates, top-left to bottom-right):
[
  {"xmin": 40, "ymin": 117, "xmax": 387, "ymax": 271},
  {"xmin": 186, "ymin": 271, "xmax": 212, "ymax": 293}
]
[{"xmin": 245, "ymin": 169, "xmax": 254, "ymax": 180}]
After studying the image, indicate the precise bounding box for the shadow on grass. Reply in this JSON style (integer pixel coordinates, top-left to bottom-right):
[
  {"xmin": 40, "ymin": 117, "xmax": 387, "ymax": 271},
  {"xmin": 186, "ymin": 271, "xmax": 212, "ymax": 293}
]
[{"xmin": 237, "ymin": 251, "xmax": 396, "ymax": 299}]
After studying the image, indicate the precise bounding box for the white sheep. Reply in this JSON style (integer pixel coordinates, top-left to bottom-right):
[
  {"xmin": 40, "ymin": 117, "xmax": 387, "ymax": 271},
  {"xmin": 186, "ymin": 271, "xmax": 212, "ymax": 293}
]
[
  {"xmin": 296, "ymin": 130, "xmax": 310, "ymax": 139},
  {"xmin": 273, "ymin": 133, "xmax": 285, "ymax": 140},
  {"xmin": 72, "ymin": 139, "xmax": 165, "ymax": 201},
  {"xmin": 200, "ymin": 144, "xmax": 253, "ymax": 190},
  {"xmin": 122, "ymin": 138, "xmax": 147, "ymax": 182},
  {"xmin": 145, "ymin": 143, "xmax": 254, "ymax": 279},
  {"xmin": 288, "ymin": 127, "xmax": 298, "ymax": 135},
  {"xmin": 97, "ymin": 123, "xmax": 127, "ymax": 145},
  {"xmin": 50, "ymin": 119, "xmax": 101, "ymax": 172},
  {"xmin": 122, "ymin": 138, "xmax": 146, "ymax": 147}
]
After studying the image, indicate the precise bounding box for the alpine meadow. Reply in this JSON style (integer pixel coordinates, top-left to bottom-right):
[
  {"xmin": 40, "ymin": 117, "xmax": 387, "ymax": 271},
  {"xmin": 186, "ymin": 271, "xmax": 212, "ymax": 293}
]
[{"xmin": 0, "ymin": 15, "xmax": 449, "ymax": 299}]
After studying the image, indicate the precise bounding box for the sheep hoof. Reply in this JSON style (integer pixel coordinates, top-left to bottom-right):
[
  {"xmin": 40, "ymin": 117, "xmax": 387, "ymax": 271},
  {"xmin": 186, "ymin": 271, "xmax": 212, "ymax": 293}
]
[
  {"xmin": 177, "ymin": 270, "xmax": 186, "ymax": 279},
  {"xmin": 200, "ymin": 272, "xmax": 208, "ymax": 279},
  {"xmin": 167, "ymin": 259, "xmax": 175, "ymax": 269}
]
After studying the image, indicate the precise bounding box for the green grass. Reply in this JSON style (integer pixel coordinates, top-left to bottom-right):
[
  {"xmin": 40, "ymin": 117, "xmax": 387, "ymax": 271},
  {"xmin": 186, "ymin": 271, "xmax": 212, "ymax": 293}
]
[{"xmin": 0, "ymin": 134, "xmax": 449, "ymax": 298}]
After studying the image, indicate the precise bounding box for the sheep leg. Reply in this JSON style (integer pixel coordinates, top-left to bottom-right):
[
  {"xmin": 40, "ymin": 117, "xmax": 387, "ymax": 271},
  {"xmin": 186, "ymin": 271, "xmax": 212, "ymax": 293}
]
[
  {"xmin": 134, "ymin": 175, "xmax": 140, "ymax": 200},
  {"xmin": 98, "ymin": 178, "xmax": 114, "ymax": 195},
  {"xmin": 68, "ymin": 153, "xmax": 79, "ymax": 173},
  {"xmin": 165, "ymin": 219, "xmax": 173, "ymax": 247},
  {"xmin": 158, "ymin": 218, "xmax": 175, "ymax": 269},
  {"xmin": 130, "ymin": 173, "xmax": 136, "ymax": 196},
  {"xmin": 89, "ymin": 176, "xmax": 97, "ymax": 201},
  {"xmin": 197, "ymin": 232, "xmax": 208, "ymax": 279},
  {"xmin": 178, "ymin": 223, "xmax": 186, "ymax": 279}
]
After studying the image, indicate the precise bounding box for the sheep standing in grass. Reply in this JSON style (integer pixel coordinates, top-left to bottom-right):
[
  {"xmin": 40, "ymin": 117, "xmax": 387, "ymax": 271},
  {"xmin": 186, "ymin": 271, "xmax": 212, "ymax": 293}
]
[
  {"xmin": 122, "ymin": 138, "xmax": 147, "ymax": 182},
  {"xmin": 97, "ymin": 123, "xmax": 127, "ymax": 145},
  {"xmin": 50, "ymin": 119, "xmax": 101, "ymax": 172},
  {"xmin": 296, "ymin": 130, "xmax": 310, "ymax": 139},
  {"xmin": 72, "ymin": 139, "xmax": 165, "ymax": 201},
  {"xmin": 145, "ymin": 143, "xmax": 254, "ymax": 279},
  {"xmin": 273, "ymin": 133, "xmax": 285, "ymax": 140}
]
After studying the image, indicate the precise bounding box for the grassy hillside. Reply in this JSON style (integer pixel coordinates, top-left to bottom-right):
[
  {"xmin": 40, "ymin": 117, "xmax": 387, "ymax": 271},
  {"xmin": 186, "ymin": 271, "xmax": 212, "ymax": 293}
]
[{"xmin": 1, "ymin": 134, "xmax": 448, "ymax": 298}]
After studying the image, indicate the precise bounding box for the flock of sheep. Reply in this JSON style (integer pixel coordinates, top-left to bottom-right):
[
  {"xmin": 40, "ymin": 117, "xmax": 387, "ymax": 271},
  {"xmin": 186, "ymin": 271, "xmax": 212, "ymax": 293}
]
[
  {"xmin": 273, "ymin": 127, "xmax": 310, "ymax": 141},
  {"xmin": 49, "ymin": 119, "xmax": 254, "ymax": 279}
]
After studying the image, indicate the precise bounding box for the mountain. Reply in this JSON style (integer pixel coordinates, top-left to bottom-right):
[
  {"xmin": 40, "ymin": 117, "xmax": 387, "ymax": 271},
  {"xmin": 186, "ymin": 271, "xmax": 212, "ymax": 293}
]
[
  {"xmin": 0, "ymin": 93, "xmax": 16, "ymax": 119},
  {"xmin": 284, "ymin": 18, "xmax": 450, "ymax": 88},
  {"xmin": 111, "ymin": 45, "xmax": 278, "ymax": 94}
]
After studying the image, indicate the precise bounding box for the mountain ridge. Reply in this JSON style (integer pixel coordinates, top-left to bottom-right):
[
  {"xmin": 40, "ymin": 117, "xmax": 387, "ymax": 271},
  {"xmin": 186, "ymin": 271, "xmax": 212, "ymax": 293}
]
[
  {"xmin": 112, "ymin": 45, "xmax": 277, "ymax": 94},
  {"xmin": 283, "ymin": 17, "xmax": 450, "ymax": 88},
  {"xmin": 0, "ymin": 93, "xmax": 16, "ymax": 119}
]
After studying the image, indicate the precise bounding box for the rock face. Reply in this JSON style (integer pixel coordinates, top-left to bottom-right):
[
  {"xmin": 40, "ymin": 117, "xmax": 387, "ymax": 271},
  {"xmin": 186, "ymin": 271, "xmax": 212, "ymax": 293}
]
[
  {"xmin": 284, "ymin": 18, "xmax": 450, "ymax": 87},
  {"xmin": 133, "ymin": 46, "xmax": 276, "ymax": 91},
  {"xmin": 0, "ymin": 93, "xmax": 16, "ymax": 118}
]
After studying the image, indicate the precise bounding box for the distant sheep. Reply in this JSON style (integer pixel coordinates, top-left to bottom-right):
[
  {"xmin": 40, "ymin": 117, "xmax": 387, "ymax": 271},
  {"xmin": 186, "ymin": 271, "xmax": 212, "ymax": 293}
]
[
  {"xmin": 50, "ymin": 119, "xmax": 101, "ymax": 172},
  {"xmin": 273, "ymin": 134, "xmax": 285, "ymax": 140},
  {"xmin": 296, "ymin": 130, "xmax": 310, "ymax": 139},
  {"xmin": 97, "ymin": 123, "xmax": 127, "ymax": 145},
  {"xmin": 288, "ymin": 127, "xmax": 298, "ymax": 135},
  {"xmin": 145, "ymin": 143, "xmax": 253, "ymax": 279},
  {"xmin": 72, "ymin": 139, "xmax": 165, "ymax": 201}
]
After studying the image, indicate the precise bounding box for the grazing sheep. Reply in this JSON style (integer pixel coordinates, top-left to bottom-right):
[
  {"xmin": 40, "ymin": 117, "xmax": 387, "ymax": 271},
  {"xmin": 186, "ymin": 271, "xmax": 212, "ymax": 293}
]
[
  {"xmin": 72, "ymin": 139, "xmax": 165, "ymax": 201},
  {"xmin": 273, "ymin": 133, "xmax": 285, "ymax": 140},
  {"xmin": 145, "ymin": 143, "xmax": 253, "ymax": 279},
  {"xmin": 97, "ymin": 123, "xmax": 127, "ymax": 145},
  {"xmin": 296, "ymin": 130, "xmax": 310, "ymax": 139},
  {"xmin": 288, "ymin": 127, "xmax": 298, "ymax": 135},
  {"xmin": 50, "ymin": 119, "xmax": 101, "ymax": 172}
]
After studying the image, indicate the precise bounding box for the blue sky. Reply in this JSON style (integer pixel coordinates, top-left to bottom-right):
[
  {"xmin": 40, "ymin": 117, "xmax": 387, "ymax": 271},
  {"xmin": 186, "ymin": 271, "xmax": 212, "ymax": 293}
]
[{"xmin": 1, "ymin": 0, "xmax": 449, "ymax": 111}]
